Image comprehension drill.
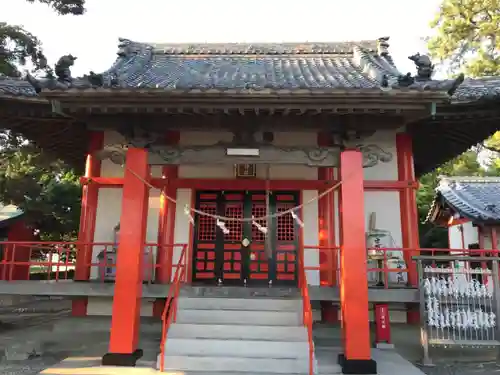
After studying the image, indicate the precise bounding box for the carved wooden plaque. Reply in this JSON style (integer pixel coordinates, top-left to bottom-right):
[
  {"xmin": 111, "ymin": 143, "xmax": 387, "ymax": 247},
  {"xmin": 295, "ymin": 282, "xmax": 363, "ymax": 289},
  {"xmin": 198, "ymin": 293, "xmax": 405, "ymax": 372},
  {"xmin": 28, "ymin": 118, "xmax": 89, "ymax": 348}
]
[{"xmin": 234, "ymin": 164, "xmax": 256, "ymax": 178}]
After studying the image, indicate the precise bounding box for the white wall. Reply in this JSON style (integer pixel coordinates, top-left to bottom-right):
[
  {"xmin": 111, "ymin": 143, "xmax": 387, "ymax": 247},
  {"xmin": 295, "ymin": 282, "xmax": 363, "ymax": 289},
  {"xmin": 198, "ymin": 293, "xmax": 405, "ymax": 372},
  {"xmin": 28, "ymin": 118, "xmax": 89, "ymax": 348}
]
[
  {"xmin": 362, "ymin": 130, "xmax": 398, "ymax": 181},
  {"xmin": 448, "ymin": 222, "xmax": 478, "ymax": 249},
  {"xmin": 303, "ymin": 190, "xmax": 320, "ymax": 285},
  {"xmin": 178, "ymin": 131, "xmax": 320, "ymax": 180},
  {"xmin": 172, "ymin": 189, "xmax": 192, "ymax": 282}
]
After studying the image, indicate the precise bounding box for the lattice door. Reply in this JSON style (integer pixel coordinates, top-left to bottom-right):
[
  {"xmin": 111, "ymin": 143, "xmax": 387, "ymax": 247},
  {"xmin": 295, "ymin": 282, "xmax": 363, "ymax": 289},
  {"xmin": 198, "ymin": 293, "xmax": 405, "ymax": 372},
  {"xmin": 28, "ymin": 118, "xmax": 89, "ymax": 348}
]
[
  {"xmin": 192, "ymin": 190, "xmax": 299, "ymax": 286},
  {"xmin": 192, "ymin": 193, "xmax": 218, "ymax": 282},
  {"xmin": 273, "ymin": 193, "xmax": 299, "ymax": 285},
  {"xmin": 245, "ymin": 191, "xmax": 300, "ymax": 286},
  {"xmin": 220, "ymin": 193, "xmax": 244, "ymax": 284},
  {"xmin": 247, "ymin": 193, "xmax": 270, "ymax": 284}
]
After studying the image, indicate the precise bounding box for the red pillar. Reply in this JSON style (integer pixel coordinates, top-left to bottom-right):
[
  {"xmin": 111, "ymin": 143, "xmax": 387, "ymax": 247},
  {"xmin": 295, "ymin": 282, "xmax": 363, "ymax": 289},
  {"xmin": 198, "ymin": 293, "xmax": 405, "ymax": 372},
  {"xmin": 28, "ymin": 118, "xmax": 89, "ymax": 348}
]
[
  {"xmin": 153, "ymin": 132, "xmax": 179, "ymax": 317},
  {"xmin": 338, "ymin": 150, "xmax": 376, "ymax": 374},
  {"xmin": 72, "ymin": 131, "xmax": 103, "ymax": 316},
  {"xmin": 317, "ymin": 132, "xmax": 338, "ymax": 323},
  {"xmin": 396, "ymin": 133, "xmax": 420, "ymax": 324},
  {"xmin": 102, "ymin": 148, "xmax": 149, "ymax": 366}
]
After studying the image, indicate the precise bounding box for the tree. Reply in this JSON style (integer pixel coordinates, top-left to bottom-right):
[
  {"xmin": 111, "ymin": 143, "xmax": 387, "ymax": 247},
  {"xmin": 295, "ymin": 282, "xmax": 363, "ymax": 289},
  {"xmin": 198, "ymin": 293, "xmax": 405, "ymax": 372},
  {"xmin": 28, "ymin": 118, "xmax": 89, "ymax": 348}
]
[
  {"xmin": 428, "ymin": 0, "xmax": 500, "ymax": 76},
  {"xmin": 421, "ymin": 1, "xmax": 500, "ymax": 247},
  {"xmin": 0, "ymin": 132, "xmax": 82, "ymax": 241},
  {"xmin": 416, "ymin": 144, "xmax": 500, "ymax": 248},
  {"xmin": 1, "ymin": 1, "xmax": 85, "ymax": 77},
  {"xmin": 0, "ymin": 0, "xmax": 86, "ymax": 243}
]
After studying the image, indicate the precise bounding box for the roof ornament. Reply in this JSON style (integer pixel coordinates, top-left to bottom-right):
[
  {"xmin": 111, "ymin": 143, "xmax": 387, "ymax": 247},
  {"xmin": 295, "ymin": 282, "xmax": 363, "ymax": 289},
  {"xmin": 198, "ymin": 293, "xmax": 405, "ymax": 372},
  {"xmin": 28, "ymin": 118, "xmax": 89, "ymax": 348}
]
[
  {"xmin": 117, "ymin": 38, "xmax": 147, "ymax": 58},
  {"xmin": 376, "ymin": 37, "xmax": 390, "ymax": 56},
  {"xmin": 54, "ymin": 55, "xmax": 77, "ymax": 83},
  {"xmin": 397, "ymin": 73, "xmax": 415, "ymax": 87},
  {"xmin": 408, "ymin": 53, "xmax": 434, "ymax": 81}
]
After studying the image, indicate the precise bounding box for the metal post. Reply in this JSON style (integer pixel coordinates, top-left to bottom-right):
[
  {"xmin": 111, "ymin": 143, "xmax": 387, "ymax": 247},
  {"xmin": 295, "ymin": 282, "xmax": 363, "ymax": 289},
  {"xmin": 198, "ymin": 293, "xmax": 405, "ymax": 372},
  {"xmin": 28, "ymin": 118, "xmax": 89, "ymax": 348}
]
[
  {"xmin": 417, "ymin": 259, "xmax": 433, "ymax": 367},
  {"xmin": 491, "ymin": 260, "xmax": 500, "ymax": 359}
]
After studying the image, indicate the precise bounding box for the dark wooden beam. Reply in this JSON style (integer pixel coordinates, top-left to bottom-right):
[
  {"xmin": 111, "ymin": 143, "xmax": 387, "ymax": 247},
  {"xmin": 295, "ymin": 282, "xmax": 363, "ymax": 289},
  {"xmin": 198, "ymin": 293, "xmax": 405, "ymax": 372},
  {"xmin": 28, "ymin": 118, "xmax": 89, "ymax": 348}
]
[{"xmin": 82, "ymin": 113, "xmax": 406, "ymax": 133}]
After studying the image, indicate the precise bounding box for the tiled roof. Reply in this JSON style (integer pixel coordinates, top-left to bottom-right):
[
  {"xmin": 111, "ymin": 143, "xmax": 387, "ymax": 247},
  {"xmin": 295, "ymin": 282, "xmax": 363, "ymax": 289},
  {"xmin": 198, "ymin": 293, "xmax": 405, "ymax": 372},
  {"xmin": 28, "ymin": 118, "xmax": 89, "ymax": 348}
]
[
  {"xmin": 0, "ymin": 204, "xmax": 23, "ymax": 225},
  {"xmin": 451, "ymin": 77, "xmax": 500, "ymax": 103},
  {"xmin": 0, "ymin": 37, "xmax": 463, "ymax": 96},
  {"xmin": 432, "ymin": 177, "xmax": 500, "ymax": 223},
  {"xmin": 88, "ymin": 38, "xmax": 460, "ymax": 92},
  {"xmin": 0, "ymin": 76, "xmax": 38, "ymax": 97}
]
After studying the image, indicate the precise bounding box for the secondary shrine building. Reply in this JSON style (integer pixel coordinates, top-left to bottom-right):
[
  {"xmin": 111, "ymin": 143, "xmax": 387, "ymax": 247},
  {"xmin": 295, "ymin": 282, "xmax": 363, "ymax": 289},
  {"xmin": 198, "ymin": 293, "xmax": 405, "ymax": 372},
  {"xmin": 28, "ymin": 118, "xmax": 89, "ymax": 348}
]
[{"xmin": 1, "ymin": 36, "xmax": 500, "ymax": 370}]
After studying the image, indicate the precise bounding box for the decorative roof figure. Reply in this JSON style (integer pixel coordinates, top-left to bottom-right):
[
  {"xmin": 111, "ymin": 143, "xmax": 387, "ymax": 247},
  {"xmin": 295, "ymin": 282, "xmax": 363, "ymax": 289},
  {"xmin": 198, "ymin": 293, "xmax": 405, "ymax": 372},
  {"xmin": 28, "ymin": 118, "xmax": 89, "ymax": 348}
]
[
  {"xmin": 408, "ymin": 53, "xmax": 434, "ymax": 81},
  {"xmin": 54, "ymin": 55, "xmax": 77, "ymax": 83}
]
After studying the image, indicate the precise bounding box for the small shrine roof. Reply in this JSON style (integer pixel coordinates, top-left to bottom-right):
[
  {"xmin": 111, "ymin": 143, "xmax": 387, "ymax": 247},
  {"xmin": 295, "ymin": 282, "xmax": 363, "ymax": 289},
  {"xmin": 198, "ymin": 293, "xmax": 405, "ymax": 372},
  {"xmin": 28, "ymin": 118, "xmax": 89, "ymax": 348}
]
[
  {"xmin": 0, "ymin": 37, "xmax": 464, "ymax": 97},
  {"xmin": 0, "ymin": 204, "xmax": 23, "ymax": 228},
  {"xmin": 427, "ymin": 176, "xmax": 500, "ymax": 225}
]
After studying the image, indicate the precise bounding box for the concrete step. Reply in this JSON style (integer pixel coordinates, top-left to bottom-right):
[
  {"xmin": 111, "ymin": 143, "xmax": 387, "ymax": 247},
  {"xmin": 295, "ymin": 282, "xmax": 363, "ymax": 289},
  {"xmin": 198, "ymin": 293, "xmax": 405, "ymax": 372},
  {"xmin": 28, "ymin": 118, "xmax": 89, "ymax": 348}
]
[
  {"xmin": 177, "ymin": 297, "xmax": 301, "ymax": 312},
  {"xmin": 157, "ymin": 355, "xmax": 309, "ymax": 373},
  {"xmin": 164, "ymin": 338, "xmax": 309, "ymax": 358},
  {"xmin": 176, "ymin": 309, "xmax": 301, "ymax": 326},
  {"xmin": 168, "ymin": 323, "xmax": 307, "ymax": 341},
  {"xmin": 157, "ymin": 373, "xmax": 307, "ymax": 375}
]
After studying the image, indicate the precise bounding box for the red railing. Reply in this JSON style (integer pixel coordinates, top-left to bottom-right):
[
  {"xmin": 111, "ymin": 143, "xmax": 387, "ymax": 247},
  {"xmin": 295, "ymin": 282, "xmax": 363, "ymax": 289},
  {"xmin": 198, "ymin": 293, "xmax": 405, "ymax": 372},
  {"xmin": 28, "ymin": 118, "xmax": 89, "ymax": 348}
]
[
  {"xmin": 298, "ymin": 251, "xmax": 314, "ymax": 375},
  {"xmin": 159, "ymin": 244, "xmax": 187, "ymax": 372},
  {"xmin": 0, "ymin": 241, "xmax": 187, "ymax": 282},
  {"xmin": 302, "ymin": 246, "xmax": 500, "ymax": 289}
]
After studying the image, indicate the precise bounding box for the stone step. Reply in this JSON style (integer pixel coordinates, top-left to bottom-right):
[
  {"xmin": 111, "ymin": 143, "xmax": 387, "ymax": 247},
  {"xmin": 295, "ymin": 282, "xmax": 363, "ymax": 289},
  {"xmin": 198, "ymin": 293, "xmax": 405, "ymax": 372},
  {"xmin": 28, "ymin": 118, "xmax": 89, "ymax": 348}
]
[
  {"xmin": 164, "ymin": 338, "xmax": 309, "ymax": 358},
  {"xmin": 177, "ymin": 297, "xmax": 301, "ymax": 312},
  {"xmin": 168, "ymin": 323, "xmax": 307, "ymax": 341},
  {"xmin": 157, "ymin": 355, "xmax": 309, "ymax": 373},
  {"xmin": 176, "ymin": 309, "xmax": 301, "ymax": 326}
]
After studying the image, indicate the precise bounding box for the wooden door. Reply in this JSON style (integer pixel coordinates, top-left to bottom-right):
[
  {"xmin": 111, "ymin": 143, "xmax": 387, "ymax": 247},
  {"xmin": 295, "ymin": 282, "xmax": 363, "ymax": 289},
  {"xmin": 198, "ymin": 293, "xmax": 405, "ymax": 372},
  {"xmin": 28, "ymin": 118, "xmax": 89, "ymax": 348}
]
[{"xmin": 192, "ymin": 190, "xmax": 300, "ymax": 286}]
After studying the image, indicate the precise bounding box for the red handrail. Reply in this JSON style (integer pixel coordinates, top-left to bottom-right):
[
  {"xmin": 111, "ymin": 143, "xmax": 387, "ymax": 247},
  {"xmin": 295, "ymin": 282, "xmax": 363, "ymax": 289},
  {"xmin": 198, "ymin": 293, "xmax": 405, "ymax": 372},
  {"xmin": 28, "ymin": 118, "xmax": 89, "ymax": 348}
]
[
  {"xmin": 298, "ymin": 254, "xmax": 314, "ymax": 375},
  {"xmin": 159, "ymin": 244, "xmax": 187, "ymax": 372}
]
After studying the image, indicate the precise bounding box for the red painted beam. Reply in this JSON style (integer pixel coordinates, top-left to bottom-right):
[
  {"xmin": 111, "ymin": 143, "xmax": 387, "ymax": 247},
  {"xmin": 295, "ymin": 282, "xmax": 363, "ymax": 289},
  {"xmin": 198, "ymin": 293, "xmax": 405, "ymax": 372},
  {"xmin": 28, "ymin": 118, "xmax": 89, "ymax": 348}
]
[
  {"xmin": 104, "ymin": 148, "xmax": 149, "ymax": 364},
  {"xmin": 73, "ymin": 131, "xmax": 103, "ymax": 317},
  {"xmin": 396, "ymin": 132, "xmax": 420, "ymax": 325},
  {"xmin": 81, "ymin": 177, "xmax": 418, "ymax": 191},
  {"xmin": 318, "ymin": 132, "xmax": 338, "ymax": 323},
  {"xmin": 339, "ymin": 150, "xmax": 373, "ymax": 368},
  {"xmin": 153, "ymin": 131, "xmax": 179, "ymax": 318}
]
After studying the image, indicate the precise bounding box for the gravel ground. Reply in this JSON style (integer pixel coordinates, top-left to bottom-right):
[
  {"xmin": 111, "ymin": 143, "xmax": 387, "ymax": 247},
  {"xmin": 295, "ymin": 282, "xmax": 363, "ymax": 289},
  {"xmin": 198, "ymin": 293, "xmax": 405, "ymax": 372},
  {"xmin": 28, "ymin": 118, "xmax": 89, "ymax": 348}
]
[
  {"xmin": 417, "ymin": 362, "xmax": 500, "ymax": 374},
  {"xmin": 1, "ymin": 355, "xmax": 70, "ymax": 375},
  {"xmin": 0, "ymin": 298, "xmax": 72, "ymax": 375}
]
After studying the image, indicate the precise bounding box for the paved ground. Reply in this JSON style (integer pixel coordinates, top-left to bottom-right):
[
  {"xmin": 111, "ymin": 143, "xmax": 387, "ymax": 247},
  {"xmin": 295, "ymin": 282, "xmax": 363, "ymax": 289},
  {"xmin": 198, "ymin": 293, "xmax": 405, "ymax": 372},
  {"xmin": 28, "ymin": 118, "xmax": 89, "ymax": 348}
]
[
  {"xmin": 0, "ymin": 300, "xmax": 499, "ymax": 375},
  {"xmin": 314, "ymin": 323, "xmax": 500, "ymax": 375}
]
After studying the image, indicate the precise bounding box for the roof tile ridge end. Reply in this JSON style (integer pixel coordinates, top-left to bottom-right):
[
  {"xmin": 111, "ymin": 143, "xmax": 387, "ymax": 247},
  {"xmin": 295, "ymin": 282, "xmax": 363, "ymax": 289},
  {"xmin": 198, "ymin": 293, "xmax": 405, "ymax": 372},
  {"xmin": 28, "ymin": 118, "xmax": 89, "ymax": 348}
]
[
  {"xmin": 352, "ymin": 46, "xmax": 387, "ymax": 84},
  {"xmin": 116, "ymin": 37, "xmax": 154, "ymax": 59}
]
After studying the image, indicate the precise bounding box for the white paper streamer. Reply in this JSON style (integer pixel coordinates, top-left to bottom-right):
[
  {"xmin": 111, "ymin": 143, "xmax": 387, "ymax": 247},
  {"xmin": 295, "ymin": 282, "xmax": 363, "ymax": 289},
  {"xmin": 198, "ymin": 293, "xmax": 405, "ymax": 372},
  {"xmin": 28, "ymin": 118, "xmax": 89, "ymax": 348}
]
[
  {"xmin": 216, "ymin": 219, "xmax": 230, "ymax": 234},
  {"xmin": 252, "ymin": 215, "xmax": 268, "ymax": 234},
  {"xmin": 184, "ymin": 204, "xmax": 194, "ymax": 224},
  {"xmin": 290, "ymin": 210, "xmax": 304, "ymax": 228}
]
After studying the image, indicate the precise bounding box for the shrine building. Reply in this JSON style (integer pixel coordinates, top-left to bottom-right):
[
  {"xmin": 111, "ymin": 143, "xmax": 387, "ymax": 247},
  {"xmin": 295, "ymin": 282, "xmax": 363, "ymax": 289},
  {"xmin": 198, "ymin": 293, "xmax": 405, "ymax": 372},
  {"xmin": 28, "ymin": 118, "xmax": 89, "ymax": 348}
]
[
  {"xmin": 1, "ymin": 37, "xmax": 500, "ymax": 373},
  {"xmin": 427, "ymin": 176, "xmax": 500, "ymax": 251}
]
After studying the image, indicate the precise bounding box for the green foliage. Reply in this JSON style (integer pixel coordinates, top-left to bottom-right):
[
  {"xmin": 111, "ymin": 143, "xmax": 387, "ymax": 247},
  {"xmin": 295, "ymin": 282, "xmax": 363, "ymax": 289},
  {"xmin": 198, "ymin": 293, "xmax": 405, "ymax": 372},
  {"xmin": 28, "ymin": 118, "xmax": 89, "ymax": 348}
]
[
  {"xmin": 0, "ymin": 0, "xmax": 86, "ymax": 243},
  {"xmin": 0, "ymin": 132, "xmax": 82, "ymax": 241},
  {"xmin": 424, "ymin": 1, "xmax": 500, "ymax": 246},
  {"xmin": 0, "ymin": 23, "xmax": 46, "ymax": 77},
  {"xmin": 428, "ymin": 0, "xmax": 500, "ymax": 76},
  {"xmin": 417, "ymin": 137, "xmax": 500, "ymax": 248},
  {"xmin": 0, "ymin": 1, "xmax": 85, "ymax": 77},
  {"xmin": 25, "ymin": 0, "xmax": 85, "ymax": 15}
]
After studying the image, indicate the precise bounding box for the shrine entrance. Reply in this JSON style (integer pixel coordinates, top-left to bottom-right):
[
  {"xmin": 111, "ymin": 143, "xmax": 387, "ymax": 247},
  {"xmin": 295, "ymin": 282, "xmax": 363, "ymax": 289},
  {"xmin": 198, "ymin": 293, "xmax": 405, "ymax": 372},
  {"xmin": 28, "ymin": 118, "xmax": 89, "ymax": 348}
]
[{"xmin": 192, "ymin": 190, "xmax": 300, "ymax": 287}]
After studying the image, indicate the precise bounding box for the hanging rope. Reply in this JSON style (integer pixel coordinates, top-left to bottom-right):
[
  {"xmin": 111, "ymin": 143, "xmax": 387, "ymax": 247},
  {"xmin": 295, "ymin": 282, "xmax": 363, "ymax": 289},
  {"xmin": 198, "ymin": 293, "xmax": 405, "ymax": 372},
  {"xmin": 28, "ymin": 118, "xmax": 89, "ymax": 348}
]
[
  {"xmin": 264, "ymin": 164, "xmax": 272, "ymax": 259},
  {"xmin": 125, "ymin": 166, "xmax": 345, "ymax": 223}
]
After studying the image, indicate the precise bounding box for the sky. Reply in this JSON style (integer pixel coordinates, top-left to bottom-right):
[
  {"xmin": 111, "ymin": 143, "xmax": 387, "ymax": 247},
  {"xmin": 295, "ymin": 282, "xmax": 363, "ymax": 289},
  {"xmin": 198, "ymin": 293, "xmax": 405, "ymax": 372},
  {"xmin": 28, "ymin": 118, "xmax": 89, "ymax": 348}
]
[{"xmin": 3, "ymin": 0, "xmax": 443, "ymax": 77}]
